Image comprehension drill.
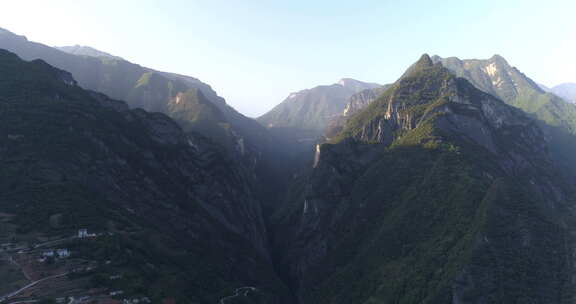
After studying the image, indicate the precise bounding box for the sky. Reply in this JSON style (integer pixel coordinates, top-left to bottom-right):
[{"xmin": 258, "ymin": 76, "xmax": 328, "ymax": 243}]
[{"xmin": 0, "ymin": 0, "xmax": 575, "ymax": 117}]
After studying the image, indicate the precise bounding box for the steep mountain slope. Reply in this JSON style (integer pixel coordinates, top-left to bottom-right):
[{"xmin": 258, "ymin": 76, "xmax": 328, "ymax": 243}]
[
  {"xmin": 551, "ymin": 83, "xmax": 576, "ymax": 103},
  {"xmin": 342, "ymin": 86, "xmax": 389, "ymax": 117},
  {"xmin": 55, "ymin": 45, "xmax": 123, "ymax": 60},
  {"xmin": 432, "ymin": 55, "xmax": 576, "ymax": 179},
  {"xmin": 430, "ymin": 55, "xmax": 576, "ymax": 131},
  {"xmin": 325, "ymin": 85, "xmax": 391, "ymax": 139},
  {"xmin": 0, "ymin": 27, "xmax": 270, "ymax": 157},
  {"xmin": 0, "ymin": 49, "xmax": 291, "ymax": 303},
  {"xmin": 258, "ymin": 79, "xmax": 380, "ymax": 133},
  {"xmin": 0, "ymin": 27, "xmax": 299, "ymax": 211},
  {"xmin": 273, "ymin": 55, "xmax": 576, "ymax": 303}
]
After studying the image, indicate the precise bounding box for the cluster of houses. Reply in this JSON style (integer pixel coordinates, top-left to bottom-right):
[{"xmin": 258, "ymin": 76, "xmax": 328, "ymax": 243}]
[
  {"xmin": 37, "ymin": 228, "xmax": 98, "ymax": 262},
  {"xmin": 38, "ymin": 248, "xmax": 70, "ymax": 262}
]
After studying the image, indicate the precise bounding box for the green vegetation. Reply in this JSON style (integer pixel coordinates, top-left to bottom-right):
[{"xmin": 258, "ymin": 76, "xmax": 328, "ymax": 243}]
[
  {"xmin": 0, "ymin": 28, "xmax": 267, "ymax": 159},
  {"xmin": 167, "ymin": 88, "xmax": 234, "ymax": 148},
  {"xmin": 0, "ymin": 49, "xmax": 288, "ymax": 303},
  {"xmin": 333, "ymin": 55, "xmax": 453, "ymax": 143},
  {"xmin": 276, "ymin": 55, "xmax": 574, "ymax": 303},
  {"xmin": 307, "ymin": 144, "xmax": 487, "ymax": 303},
  {"xmin": 434, "ymin": 55, "xmax": 576, "ymax": 178}
]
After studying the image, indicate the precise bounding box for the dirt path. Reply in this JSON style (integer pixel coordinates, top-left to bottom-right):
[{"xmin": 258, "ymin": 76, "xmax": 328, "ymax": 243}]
[{"xmin": 0, "ymin": 272, "xmax": 68, "ymax": 302}]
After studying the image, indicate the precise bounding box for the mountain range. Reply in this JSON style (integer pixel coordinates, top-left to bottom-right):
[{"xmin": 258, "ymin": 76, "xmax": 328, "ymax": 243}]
[
  {"xmin": 257, "ymin": 78, "xmax": 381, "ymax": 134},
  {"xmin": 271, "ymin": 55, "xmax": 576, "ymax": 303},
  {"xmin": 2, "ymin": 26, "xmax": 576, "ymax": 304},
  {"xmin": 0, "ymin": 49, "xmax": 289, "ymax": 303},
  {"xmin": 0, "ymin": 26, "xmax": 305, "ymax": 212},
  {"xmin": 0, "ymin": 27, "xmax": 272, "ymax": 158}
]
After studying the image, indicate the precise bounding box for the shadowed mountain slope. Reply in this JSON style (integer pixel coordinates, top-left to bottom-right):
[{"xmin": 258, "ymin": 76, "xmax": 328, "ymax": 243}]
[
  {"xmin": 273, "ymin": 55, "xmax": 576, "ymax": 304},
  {"xmin": 0, "ymin": 49, "xmax": 291, "ymax": 303}
]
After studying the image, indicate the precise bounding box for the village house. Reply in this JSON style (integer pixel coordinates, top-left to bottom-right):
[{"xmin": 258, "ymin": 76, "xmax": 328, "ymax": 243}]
[
  {"xmin": 78, "ymin": 228, "xmax": 97, "ymax": 238},
  {"xmin": 57, "ymin": 248, "xmax": 70, "ymax": 258},
  {"xmin": 42, "ymin": 248, "xmax": 70, "ymax": 259},
  {"xmin": 110, "ymin": 290, "xmax": 124, "ymax": 296},
  {"xmin": 78, "ymin": 229, "xmax": 88, "ymax": 238}
]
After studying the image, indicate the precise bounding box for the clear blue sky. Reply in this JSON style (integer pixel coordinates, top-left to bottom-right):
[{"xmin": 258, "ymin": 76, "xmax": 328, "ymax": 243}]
[{"xmin": 1, "ymin": 0, "xmax": 575, "ymax": 117}]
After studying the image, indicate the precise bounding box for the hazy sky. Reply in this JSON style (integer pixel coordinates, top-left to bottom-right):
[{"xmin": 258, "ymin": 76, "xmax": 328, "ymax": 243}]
[{"xmin": 0, "ymin": 0, "xmax": 575, "ymax": 117}]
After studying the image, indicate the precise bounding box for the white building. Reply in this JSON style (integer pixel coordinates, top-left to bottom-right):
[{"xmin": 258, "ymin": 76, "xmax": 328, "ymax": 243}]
[
  {"xmin": 78, "ymin": 229, "xmax": 88, "ymax": 238},
  {"xmin": 110, "ymin": 290, "xmax": 124, "ymax": 296},
  {"xmin": 43, "ymin": 249, "xmax": 70, "ymax": 258},
  {"xmin": 56, "ymin": 249, "xmax": 70, "ymax": 258}
]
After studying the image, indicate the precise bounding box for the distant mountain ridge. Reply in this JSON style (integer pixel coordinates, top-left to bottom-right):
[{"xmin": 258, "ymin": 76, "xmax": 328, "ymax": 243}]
[
  {"xmin": 55, "ymin": 44, "xmax": 123, "ymax": 60},
  {"xmin": 551, "ymin": 82, "xmax": 576, "ymax": 103},
  {"xmin": 257, "ymin": 79, "xmax": 380, "ymax": 133}
]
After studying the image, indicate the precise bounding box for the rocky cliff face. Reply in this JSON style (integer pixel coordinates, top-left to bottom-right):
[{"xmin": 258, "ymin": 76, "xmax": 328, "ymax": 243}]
[
  {"xmin": 325, "ymin": 85, "xmax": 391, "ymax": 139},
  {"xmin": 274, "ymin": 55, "xmax": 576, "ymax": 304},
  {"xmin": 342, "ymin": 86, "xmax": 389, "ymax": 117},
  {"xmin": 431, "ymin": 55, "xmax": 576, "ymax": 181},
  {"xmin": 431, "ymin": 55, "xmax": 576, "ymax": 131},
  {"xmin": 0, "ymin": 50, "xmax": 290, "ymax": 303}
]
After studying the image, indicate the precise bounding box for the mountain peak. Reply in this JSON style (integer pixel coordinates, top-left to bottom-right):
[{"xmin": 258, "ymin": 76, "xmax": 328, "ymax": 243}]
[
  {"xmin": 489, "ymin": 54, "xmax": 509, "ymax": 65},
  {"xmin": 337, "ymin": 78, "xmax": 380, "ymax": 90},
  {"xmin": 415, "ymin": 53, "xmax": 434, "ymax": 67},
  {"xmin": 338, "ymin": 78, "xmax": 362, "ymax": 87},
  {"xmin": 400, "ymin": 54, "xmax": 441, "ymax": 79}
]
